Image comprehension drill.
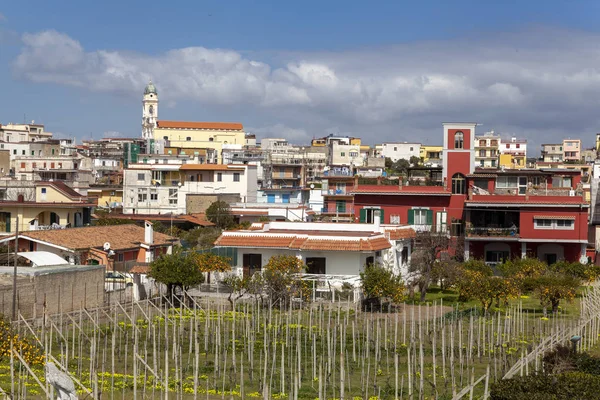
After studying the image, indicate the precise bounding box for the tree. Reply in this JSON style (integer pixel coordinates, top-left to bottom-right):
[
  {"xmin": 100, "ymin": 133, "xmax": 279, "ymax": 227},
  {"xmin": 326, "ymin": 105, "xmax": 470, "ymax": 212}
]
[
  {"xmin": 384, "ymin": 157, "xmax": 394, "ymax": 169},
  {"xmin": 206, "ymin": 200, "xmax": 235, "ymax": 229},
  {"xmin": 431, "ymin": 259, "xmax": 463, "ymax": 290},
  {"xmin": 222, "ymin": 273, "xmax": 264, "ymax": 309},
  {"xmin": 195, "ymin": 252, "xmax": 231, "ymax": 283},
  {"xmin": 409, "ymin": 155, "xmax": 421, "ymax": 166},
  {"xmin": 408, "ymin": 230, "xmax": 451, "ymax": 301},
  {"xmin": 181, "ymin": 227, "xmax": 223, "ymax": 249},
  {"xmin": 149, "ymin": 247, "xmax": 204, "ymax": 303},
  {"xmin": 360, "ymin": 263, "xmax": 405, "ymax": 310},
  {"xmin": 533, "ymin": 272, "xmax": 579, "ymax": 314},
  {"xmin": 498, "ymin": 258, "xmax": 547, "ymax": 294},
  {"xmin": 262, "ymin": 255, "xmax": 305, "ymax": 307},
  {"xmin": 392, "ymin": 159, "xmax": 410, "ymax": 174}
]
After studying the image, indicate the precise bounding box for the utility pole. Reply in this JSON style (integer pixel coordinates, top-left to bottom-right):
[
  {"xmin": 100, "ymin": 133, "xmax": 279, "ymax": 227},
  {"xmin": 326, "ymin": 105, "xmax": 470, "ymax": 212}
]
[{"xmin": 12, "ymin": 216, "xmax": 19, "ymax": 321}]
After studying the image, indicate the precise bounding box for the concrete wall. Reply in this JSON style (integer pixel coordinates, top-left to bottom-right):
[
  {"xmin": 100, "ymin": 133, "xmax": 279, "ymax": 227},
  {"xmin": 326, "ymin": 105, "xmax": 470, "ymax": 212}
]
[{"xmin": 0, "ymin": 265, "xmax": 105, "ymax": 319}]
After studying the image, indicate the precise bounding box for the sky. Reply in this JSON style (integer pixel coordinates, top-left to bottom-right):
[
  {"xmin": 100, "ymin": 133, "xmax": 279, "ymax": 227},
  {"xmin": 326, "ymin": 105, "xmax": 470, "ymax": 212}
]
[{"xmin": 1, "ymin": 1, "xmax": 600, "ymax": 150}]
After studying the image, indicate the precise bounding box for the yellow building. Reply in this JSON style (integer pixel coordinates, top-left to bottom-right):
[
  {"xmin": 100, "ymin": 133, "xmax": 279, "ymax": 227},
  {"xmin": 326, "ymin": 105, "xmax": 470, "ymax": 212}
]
[
  {"xmin": 87, "ymin": 185, "xmax": 123, "ymax": 209},
  {"xmin": 154, "ymin": 121, "xmax": 245, "ymax": 164},
  {"xmin": 420, "ymin": 145, "xmax": 443, "ymax": 164},
  {"xmin": 0, "ymin": 181, "xmax": 95, "ymax": 233},
  {"xmin": 499, "ymin": 153, "xmax": 526, "ymax": 169}
]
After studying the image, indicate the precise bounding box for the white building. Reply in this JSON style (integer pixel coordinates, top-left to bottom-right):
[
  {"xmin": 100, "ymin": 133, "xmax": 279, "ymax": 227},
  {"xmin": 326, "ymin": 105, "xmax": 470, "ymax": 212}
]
[
  {"xmin": 329, "ymin": 143, "xmax": 363, "ymax": 167},
  {"xmin": 123, "ymin": 161, "xmax": 258, "ymax": 215},
  {"xmin": 214, "ymin": 220, "xmax": 415, "ymax": 278},
  {"xmin": 380, "ymin": 143, "xmax": 421, "ymax": 162},
  {"xmin": 0, "ymin": 122, "xmax": 53, "ymax": 143},
  {"xmin": 499, "ymin": 137, "xmax": 527, "ymax": 157}
]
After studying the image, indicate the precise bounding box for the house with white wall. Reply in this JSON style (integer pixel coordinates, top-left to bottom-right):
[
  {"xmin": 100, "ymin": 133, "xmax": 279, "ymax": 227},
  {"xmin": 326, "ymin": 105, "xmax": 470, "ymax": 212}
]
[
  {"xmin": 214, "ymin": 220, "xmax": 415, "ymax": 278},
  {"xmin": 380, "ymin": 143, "xmax": 421, "ymax": 162},
  {"xmin": 123, "ymin": 161, "xmax": 257, "ymax": 215}
]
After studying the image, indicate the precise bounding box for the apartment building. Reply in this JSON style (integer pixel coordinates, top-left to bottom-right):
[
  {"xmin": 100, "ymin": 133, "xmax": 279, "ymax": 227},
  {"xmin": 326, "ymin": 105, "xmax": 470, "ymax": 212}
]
[
  {"xmin": 0, "ymin": 122, "xmax": 53, "ymax": 143},
  {"xmin": 11, "ymin": 154, "xmax": 93, "ymax": 193},
  {"xmin": 499, "ymin": 137, "xmax": 527, "ymax": 168},
  {"xmin": 541, "ymin": 144, "xmax": 563, "ymax": 162},
  {"xmin": 563, "ymin": 139, "xmax": 581, "ymax": 162},
  {"xmin": 474, "ymin": 131, "xmax": 500, "ymax": 167},
  {"xmin": 420, "ymin": 145, "xmax": 443, "ymax": 166},
  {"xmin": 122, "ymin": 160, "xmax": 257, "ymax": 215}
]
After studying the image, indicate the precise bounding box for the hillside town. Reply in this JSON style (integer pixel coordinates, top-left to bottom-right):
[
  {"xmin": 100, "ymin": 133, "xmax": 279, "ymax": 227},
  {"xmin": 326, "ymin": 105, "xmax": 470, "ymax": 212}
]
[{"xmin": 4, "ymin": 2, "xmax": 600, "ymax": 395}]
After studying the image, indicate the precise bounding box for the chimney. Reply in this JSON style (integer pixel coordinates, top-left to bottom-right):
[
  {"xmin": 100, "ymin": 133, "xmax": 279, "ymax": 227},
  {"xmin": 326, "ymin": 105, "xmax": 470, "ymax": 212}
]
[
  {"xmin": 144, "ymin": 220, "xmax": 154, "ymax": 245},
  {"xmin": 373, "ymin": 209, "xmax": 381, "ymax": 231}
]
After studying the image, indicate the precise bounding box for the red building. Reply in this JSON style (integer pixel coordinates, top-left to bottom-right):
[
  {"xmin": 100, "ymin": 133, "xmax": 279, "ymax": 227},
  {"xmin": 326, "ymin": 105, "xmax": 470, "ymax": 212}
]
[{"xmin": 322, "ymin": 123, "xmax": 589, "ymax": 264}]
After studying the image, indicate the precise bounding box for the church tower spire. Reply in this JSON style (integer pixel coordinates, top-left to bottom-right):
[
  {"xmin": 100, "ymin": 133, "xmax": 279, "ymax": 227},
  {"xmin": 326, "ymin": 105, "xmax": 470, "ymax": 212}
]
[{"xmin": 142, "ymin": 80, "xmax": 158, "ymax": 140}]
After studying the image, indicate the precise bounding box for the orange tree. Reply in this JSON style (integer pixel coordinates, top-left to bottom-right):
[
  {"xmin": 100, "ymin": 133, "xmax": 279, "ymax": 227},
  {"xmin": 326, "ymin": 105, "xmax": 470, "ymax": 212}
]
[
  {"xmin": 149, "ymin": 247, "xmax": 205, "ymax": 303},
  {"xmin": 360, "ymin": 263, "xmax": 405, "ymax": 310},
  {"xmin": 533, "ymin": 272, "xmax": 579, "ymax": 315},
  {"xmin": 262, "ymin": 255, "xmax": 306, "ymax": 307},
  {"xmin": 194, "ymin": 252, "xmax": 231, "ymax": 283},
  {"xmin": 457, "ymin": 260, "xmax": 518, "ymax": 311}
]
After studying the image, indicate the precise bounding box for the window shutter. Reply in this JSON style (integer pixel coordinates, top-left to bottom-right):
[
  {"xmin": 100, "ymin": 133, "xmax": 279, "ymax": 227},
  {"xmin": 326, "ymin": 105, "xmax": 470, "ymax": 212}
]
[
  {"xmin": 408, "ymin": 209, "xmax": 414, "ymax": 225},
  {"xmin": 359, "ymin": 208, "xmax": 366, "ymax": 223},
  {"xmin": 379, "ymin": 208, "xmax": 385, "ymax": 224},
  {"xmin": 426, "ymin": 210, "xmax": 433, "ymax": 225}
]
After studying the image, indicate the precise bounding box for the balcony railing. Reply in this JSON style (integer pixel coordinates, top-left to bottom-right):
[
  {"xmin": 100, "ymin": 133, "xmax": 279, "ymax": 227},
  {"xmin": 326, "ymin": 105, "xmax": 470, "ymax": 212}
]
[
  {"xmin": 322, "ymin": 188, "xmax": 348, "ymax": 195},
  {"xmin": 321, "ymin": 206, "xmax": 355, "ymax": 215},
  {"xmin": 466, "ymin": 226, "xmax": 519, "ymax": 238},
  {"xmin": 323, "ymin": 169, "xmax": 354, "ymax": 177}
]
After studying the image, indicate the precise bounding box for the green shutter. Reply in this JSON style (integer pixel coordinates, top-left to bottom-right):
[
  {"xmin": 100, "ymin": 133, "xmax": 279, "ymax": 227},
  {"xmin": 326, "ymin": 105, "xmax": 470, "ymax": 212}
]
[
  {"xmin": 426, "ymin": 210, "xmax": 433, "ymax": 225},
  {"xmin": 379, "ymin": 208, "xmax": 385, "ymax": 223},
  {"xmin": 407, "ymin": 209, "xmax": 414, "ymax": 225},
  {"xmin": 359, "ymin": 208, "xmax": 366, "ymax": 223}
]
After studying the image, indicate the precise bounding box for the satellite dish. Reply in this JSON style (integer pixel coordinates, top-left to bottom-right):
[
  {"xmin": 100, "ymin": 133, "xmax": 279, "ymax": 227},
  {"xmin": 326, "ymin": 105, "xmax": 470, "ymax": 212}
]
[
  {"xmin": 103, "ymin": 242, "xmax": 111, "ymax": 251},
  {"xmin": 178, "ymin": 182, "xmax": 182, "ymax": 187},
  {"xmin": 310, "ymin": 184, "xmax": 315, "ymax": 189}
]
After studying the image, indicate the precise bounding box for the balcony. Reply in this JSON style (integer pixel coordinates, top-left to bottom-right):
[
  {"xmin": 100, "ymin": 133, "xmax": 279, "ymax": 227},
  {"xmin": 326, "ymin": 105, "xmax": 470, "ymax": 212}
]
[
  {"xmin": 323, "ymin": 168, "xmax": 354, "ymax": 177},
  {"xmin": 322, "ymin": 187, "xmax": 350, "ymax": 196},
  {"xmin": 466, "ymin": 226, "xmax": 519, "ymax": 238},
  {"xmin": 321, "ymin": 205, "xmax": 355, "ymax": 215}
]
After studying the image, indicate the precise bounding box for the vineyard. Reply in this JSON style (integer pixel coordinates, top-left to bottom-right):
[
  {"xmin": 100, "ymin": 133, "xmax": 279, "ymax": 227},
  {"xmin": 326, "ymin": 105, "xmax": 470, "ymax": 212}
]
[{"xmin": 1, "ymin": 284, "xmax": 600, "ymax": 399}]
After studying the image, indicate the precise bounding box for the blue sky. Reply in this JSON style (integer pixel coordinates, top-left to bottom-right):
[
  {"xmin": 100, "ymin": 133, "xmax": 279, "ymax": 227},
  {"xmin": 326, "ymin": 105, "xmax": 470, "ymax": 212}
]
[{"xmin": 2, "ymin": 1, "xmax": 600, "ymax": 147}]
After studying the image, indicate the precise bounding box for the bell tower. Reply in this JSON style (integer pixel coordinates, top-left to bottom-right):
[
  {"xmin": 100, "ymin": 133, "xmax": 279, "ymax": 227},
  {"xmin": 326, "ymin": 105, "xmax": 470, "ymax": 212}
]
[
  {"xmin": 142, "ymin": 80, "xmax": 158, "ymax": 140},
  {"xmin": 442, "ymin": 122, "xmax": 477, "ymax": 189}
]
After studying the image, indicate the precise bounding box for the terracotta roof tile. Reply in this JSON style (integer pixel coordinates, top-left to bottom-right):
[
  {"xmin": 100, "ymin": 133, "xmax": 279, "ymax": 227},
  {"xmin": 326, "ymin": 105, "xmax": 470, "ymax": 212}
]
[
  {"xmin": 533, "ymin": 215, "xmax": 576, "ymax": 220},
  {"xmin": 384, "ymin": 228, "xmax": 417, "ymax": 240},
  {"xmin": 179, "ymin": 164, "xmax": 245, "ymax": 171},
  {"xmin": 11, "ymin": 224, "xmax": 176, "ymax": 251},
  {"xmin": 157, "ymin": 121, "xmax": 243, "ymax": 131}
]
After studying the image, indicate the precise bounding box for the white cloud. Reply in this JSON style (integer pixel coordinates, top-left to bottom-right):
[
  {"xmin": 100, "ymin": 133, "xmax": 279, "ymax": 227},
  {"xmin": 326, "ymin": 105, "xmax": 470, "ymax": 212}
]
[{"xmin": 12, "ymin": 28, "xmax": 600, "ymax": 146}]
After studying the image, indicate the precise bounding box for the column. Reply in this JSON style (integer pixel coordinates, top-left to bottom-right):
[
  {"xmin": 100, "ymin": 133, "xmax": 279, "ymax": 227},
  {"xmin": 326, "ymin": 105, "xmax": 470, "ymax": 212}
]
[
  {"xmin": 521, "ymin": 242, "xmax": 526, "ymax": 259},
  {"xmin": 463, "ymin": 240, "xmax": 470, "ymax": 261}
]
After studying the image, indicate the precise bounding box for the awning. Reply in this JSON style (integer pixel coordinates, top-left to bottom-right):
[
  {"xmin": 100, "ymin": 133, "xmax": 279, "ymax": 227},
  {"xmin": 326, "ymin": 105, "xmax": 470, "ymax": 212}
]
[
  {"xmin": 16, "ymin": 251, "xmax": 70, "ymax": 267},
  {"xmin": 533, "ymin": 215, "xmax": 576, "ymax": 220}
]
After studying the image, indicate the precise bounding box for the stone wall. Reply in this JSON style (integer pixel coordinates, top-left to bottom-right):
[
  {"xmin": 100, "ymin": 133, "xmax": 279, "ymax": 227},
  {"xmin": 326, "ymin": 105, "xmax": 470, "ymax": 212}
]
[
  {"xmin": 0, "ymin": 265, "xmax": 105, "ymax": 319},
  {"xmin": 186, "ymin": 194, "xmax": 240, "ymax": 214}
]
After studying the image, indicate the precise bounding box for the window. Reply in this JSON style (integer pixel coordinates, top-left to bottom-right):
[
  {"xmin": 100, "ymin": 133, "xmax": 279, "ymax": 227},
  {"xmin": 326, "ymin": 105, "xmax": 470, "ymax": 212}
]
[
  {"xmin": 51, "ymin": 149, "xmax": 55, "ymax": 155},
  {"xmin": 473, "ymin": 178, "xmax": 489, "ymax": 191},
  {"xmin": 137, "ymin": 173, "xmax": 145, "ymax": 181},
  {"xmin": 479, "ymin": 150, "xmax": 486, "ymax": 157},
  {"xmin": 341, "ymin": 152, "xmax": 346, "ymax": 157},
  {"xmin": 534, "ymin": 218, "xmax": 574, "ymax": 230},
  {"xmin": 359, "ymin": 207, "xmax": 384, "ymax": 224},
  {"xmin": 479, "ymin": 140, "xmax": 486, "ymax": 146},
  {"xmin": 408, "ymin": 208, "xmax": 432, "ymax": 226},
  {"xmin": 349, "ymin": 151, "xmax": 359, "ymax": 157},
  {"xmin": 480, "ymin": 160, "xmax": 485, "ymax": 167},
  {"xmin": 168, "ymin": 189, "xmax": 178, "ymax": 205},
  {"xmin": 186, "ymin": 137, "xmax": 191, "ymax": 141},
  {"xmin": 506, "ymin": 144, "xmax": 510, "ymax": 149},
  {"xmin": 21, "ymin": 150, "xmax": 25, "ymax": 155},
  {"xmin": 150, "ymin": 190, "xmax": 158, "ymax": 201},
  {"xmin": 20, "ymin": 162, "xmax": 25, "ymax": 169},
  {"xmin": 532, "ymin": 176, "xmax": 542, "ymax": 186},
  {"xmin": 451, "ymin": 173, "xmax": 466, "ymax": 194},
  {"xmin": 390, "ymin": 215, "xmax": 400, "ymax": 224},
  {"xmin": 436, "ymin": 211, "xmax": 447, "ymax": 232},
  {"xmin": 336, "ymin": 200, "xmax": 346, "ymax": 213},
  {"xmin": 552, "ymin": 176, "xmax": 572, "ymax": 188},
  {"xmin": 491, "ymin": 160, "xmax": 496, "ymax": 167},
  {"xmin": 486, "ymin": 251, "xmax": 509, "ymax": 265},
  {"xmin": 163, "ymin": 136, "xmax": 168, "ymax": 140},
  {"xmin": 451, "ymin": 219, "xmax": 464, "ymax": 236},
  {"xmin": 209, "ymin": 137, "xmax": 214, "ymax": 142},
  {"xmin": 217, "ymin": 173, "xmax": 222, "ymax": 182},
  {"xmin": 410, "ymin": 147, "xmax": 414, "ymax": 151},
  {"xmin": 32, "ymin": 163, "xmax": 36, "ymax": 168},
  {"xmin": 233, "ymin": 172, "xmax": 240, "ymax": 182},
  {"xmin": 394, "ymin": 147, "xmax": 397, "ymax": 151},
  {"xmin": 41, "ymin": 188, "xmax": 46, "ymax": 194},
  {"xmin": 12, "ymin": 150, "xmax": 16, "ymax": 155},
  {"xmin": 137, "ymin": 189, "xmax": 147, "ymax": 202},
  {"xmin": 31, "ymin": 151, "xmax": 34, "ymax": 156},
  {"xmin": 516, "ymin": 144, "xmax": 520, "ymax": 149},
  {"xmin": 496, "ymin": 176, "xmax": 518, "ymax": 188},
  {"xmin": 454, "ymin": 131, "xmax": 464, "ymax": 149}
]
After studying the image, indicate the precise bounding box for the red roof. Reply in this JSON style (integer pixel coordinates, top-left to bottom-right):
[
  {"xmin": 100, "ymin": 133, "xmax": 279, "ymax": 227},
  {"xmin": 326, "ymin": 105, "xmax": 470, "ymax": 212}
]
[
  {"xmin": 157, "ymin": 120, "xmax": 243, "ymax": 131},
  {"xmin": 215, "ymin": 234, "xmax": 393, "ymax": 252},
  {"xmin": 350, "ymin": 185, "xmax": 450, "ymax": 195},
  {"xmin": 466, "ymin": 196, "xmax": 588, "ymax": 206},
  {"xmin": 36, "ymin": 181, "xmax": 85, "ymax": 200}
]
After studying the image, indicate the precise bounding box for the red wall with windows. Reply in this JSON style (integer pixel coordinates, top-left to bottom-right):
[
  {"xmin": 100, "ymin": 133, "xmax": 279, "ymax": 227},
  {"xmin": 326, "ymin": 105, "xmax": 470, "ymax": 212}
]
[
  {"xmin": 519, "ymin": 207, "xmax": 588, "ymax": 241},
  {"xmin": 353, "ymin": 194, "xmax": 452, "ymax": 224},
  {"xmin": 448, "ymin": 129, "xmax": 471, "ymax": 150},
  {"xmin": 446, "ymin": 152, "xmax": 472, "ymax": 191}
]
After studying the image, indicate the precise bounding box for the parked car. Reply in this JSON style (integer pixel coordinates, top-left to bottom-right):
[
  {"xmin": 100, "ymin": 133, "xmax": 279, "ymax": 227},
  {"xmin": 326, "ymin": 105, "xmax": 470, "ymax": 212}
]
[{"xmin": 105, "ymin": 271, "xmax": 133, "ymax": 290}]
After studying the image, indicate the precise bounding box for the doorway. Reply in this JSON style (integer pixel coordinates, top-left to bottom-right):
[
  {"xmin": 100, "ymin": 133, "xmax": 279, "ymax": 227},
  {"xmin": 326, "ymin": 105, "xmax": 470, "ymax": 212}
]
[
  {"xmin": 306, "ymin": 257, "xmax": 326, "ymax": 274},
  {"xmin": 243, "ymin": 254, "xmax": 262, "ymax": 277}
]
